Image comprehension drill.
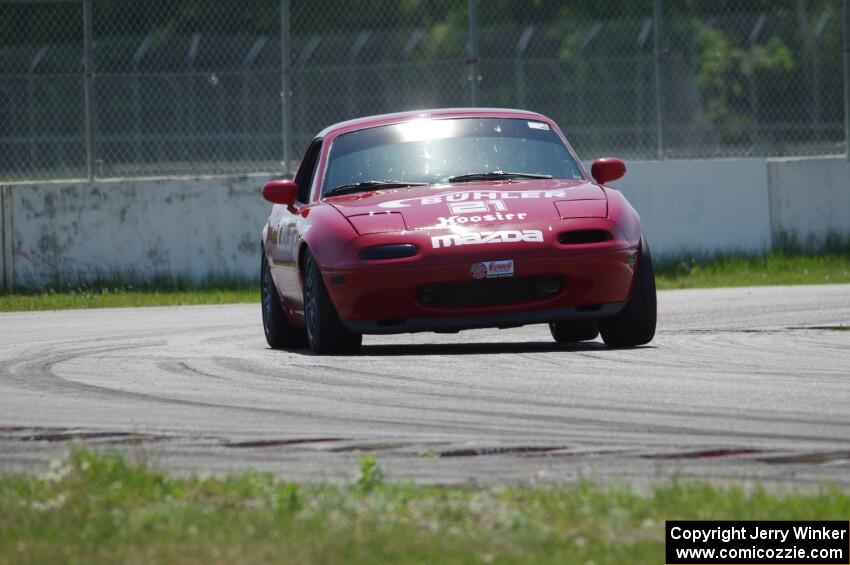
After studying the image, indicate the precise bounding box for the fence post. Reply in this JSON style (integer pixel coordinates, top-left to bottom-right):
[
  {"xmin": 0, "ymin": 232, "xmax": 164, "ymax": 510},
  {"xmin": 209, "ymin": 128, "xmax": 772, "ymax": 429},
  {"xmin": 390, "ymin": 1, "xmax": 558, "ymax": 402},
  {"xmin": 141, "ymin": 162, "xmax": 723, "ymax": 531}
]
[
  {"xmin": 28, "ymin": 47, "xmax": 47, "ymax": 173},
  {"xmin": 281, "ymin": 0, "xmax": 293, "ymax": 173},
  {"xmin": 346, "ymin": 32, "xmax": 370, "ymax": 118},
  {"xmin": 844, "ymin": 0, "xmax": 849, "ymax": 159},
  {"xmin": 747, "ymin": 14, "xmax": 766, "ymax": 147},
  {"xmin": 187, "ymin": 33, "xmax": 200, "ymax": 174},
  {"xmin": 515, "ymin": 26, "xmax": 534, "ymax": 109},
  {"xmin": 637, "ymin": 19, "xmax": 652, "ymax": 152},
  {"xmin": 1, "ymin": 186, "xmax": 13, "ymax": 292},
  {"xmin": 652, "ymin": 0, "xmax": 665, "ymax": 159},
  {"xmin": 811, "ymin": 10, "xmax": 831, "ymax": 143},
  {"xmin": 468, "ymin": 0, "xmax": 480, "ymax": 106},
  {"xmin": 82, "ymin": 0, "xmax": 96, "ymax": 180},
  {"xmin": 132, "ymin": 36, "xmax": 154, "ymax": 167}
]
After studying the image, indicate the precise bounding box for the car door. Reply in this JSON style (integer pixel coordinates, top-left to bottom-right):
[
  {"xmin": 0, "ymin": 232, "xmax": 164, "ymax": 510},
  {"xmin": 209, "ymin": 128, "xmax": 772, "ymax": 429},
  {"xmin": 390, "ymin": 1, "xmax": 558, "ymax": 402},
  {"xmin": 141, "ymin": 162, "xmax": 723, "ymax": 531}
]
[{"xmin": 269, "ymin": 138, "xmax": 323, "ymax": 322}]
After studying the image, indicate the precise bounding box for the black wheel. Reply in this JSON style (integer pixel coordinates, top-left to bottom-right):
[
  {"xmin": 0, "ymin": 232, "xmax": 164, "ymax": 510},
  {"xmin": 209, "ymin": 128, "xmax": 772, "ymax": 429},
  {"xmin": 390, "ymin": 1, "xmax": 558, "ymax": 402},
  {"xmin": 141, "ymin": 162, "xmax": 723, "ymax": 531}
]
[
  {"xmin": 599, "ymin": 234, "xmax": 657, "ymax": 347},
  {"xmin": 261, "ymin": 254, "xmax": 307, "ymax": 349},
  {"xmin": 303, "ymin": 250, "xmax": 362, "ymax": 354},
  {"xmin": 550, "ymin": 320, "xmax": 599, "ymax": 343}
]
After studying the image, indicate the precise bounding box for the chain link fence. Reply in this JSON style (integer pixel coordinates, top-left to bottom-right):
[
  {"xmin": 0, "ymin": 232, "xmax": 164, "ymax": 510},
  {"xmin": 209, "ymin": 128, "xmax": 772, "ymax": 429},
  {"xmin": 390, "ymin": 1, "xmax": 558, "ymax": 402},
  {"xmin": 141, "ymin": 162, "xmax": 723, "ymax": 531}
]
[{"xmin": 1, "ymin": 0, "xmax": 848, "ymax": 181}]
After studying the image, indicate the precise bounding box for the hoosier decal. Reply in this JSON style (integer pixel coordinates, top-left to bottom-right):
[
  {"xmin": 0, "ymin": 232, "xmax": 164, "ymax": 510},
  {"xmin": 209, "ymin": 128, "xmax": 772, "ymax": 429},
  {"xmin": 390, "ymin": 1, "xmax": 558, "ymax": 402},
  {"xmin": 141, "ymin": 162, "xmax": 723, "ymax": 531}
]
[{"xmin": 436, "ymin": 212, "xmax": 528, "ymax": 227}]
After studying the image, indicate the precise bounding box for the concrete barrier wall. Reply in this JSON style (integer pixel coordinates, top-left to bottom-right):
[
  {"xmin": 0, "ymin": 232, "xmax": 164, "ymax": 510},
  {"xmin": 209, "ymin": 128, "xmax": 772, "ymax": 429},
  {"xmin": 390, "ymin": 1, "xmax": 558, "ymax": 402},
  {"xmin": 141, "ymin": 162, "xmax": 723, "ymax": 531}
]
[
  {"xmin": 615, "ymin": 159, "xmax": 773, "ymax": 256},
  {"xmin": 1, "ymin": 156, "xmax": 848, "ymax": 288},
  {"xmin": 4, "ymin": 175, "xmax": 272, "ymax": 287},
  {"xmin": 767, "ymin": 156, "xmax": 850, "ymax": 244}
]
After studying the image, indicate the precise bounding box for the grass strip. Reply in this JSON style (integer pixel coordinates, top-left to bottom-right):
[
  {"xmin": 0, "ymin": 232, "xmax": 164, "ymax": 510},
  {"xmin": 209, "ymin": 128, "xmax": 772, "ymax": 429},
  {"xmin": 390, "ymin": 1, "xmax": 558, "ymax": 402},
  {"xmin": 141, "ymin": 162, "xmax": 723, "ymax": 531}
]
[
  {"xmin": 654, "ymin": 251, "xmax": 850, "ymax": 290},
  {"xmin": 0, "ymin": 277, "xmax": 257, "ymax": 312},
  {"xmin": 0, "ymin": 286, "xmax": 257, "ymax": 311},
  {"xmin": 0, "ymin": 449, "xmax": 847, "ymax": 564}
]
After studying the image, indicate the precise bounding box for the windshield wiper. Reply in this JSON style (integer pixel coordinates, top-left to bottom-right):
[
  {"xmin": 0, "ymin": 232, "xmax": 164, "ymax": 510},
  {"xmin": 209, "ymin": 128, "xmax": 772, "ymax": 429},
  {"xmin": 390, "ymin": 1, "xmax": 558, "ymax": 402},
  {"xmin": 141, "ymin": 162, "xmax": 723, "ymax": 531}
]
[
  {"xmin": 447, "ymin": 171, "xmax": 552, "ymax": 183},
  {"xmin": 323, "ymin": 180, "xmax": 427, "ymax": 198}
]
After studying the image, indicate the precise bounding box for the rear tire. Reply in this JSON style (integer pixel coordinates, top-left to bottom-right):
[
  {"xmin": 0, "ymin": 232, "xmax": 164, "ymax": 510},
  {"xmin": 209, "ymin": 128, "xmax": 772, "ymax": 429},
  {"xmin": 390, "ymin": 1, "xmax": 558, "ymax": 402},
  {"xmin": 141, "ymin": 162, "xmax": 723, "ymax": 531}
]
[
  {"xmin": 550, "ymin": 320, "xmax": 599, "ymax": 343},
  {"xmin": 261, "ymin": 254, "xmax": 307, "ymax": 349},
  {"xmin": 599, "ymin": 234, "xmax": 657, "ymax": 347},
  {"xmin": 303, "ymin": 251, "xmax": 362, "ymax": 354}
]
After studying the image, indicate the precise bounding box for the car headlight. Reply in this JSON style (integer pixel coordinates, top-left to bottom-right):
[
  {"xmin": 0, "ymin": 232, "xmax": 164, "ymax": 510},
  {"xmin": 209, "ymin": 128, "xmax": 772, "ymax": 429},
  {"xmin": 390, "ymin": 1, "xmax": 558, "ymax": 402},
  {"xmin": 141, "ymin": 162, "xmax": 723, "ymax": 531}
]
[{"xmin": 359, "ymin": 244, "xmax": 419, "ymax": 260}]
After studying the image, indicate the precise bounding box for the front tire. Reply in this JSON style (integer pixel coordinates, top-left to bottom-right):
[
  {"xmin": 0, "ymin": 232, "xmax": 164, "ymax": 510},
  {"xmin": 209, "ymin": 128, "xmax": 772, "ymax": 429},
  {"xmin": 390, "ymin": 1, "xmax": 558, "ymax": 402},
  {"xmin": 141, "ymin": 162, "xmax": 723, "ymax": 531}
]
[
  {"xmin": 303, "ymin": 251, "xmax": 362, "ymax": 354},
  {"xmin": 599, "ymin": 234, "xmax": 657, "ymax": 347},
  {"xmin": 261, "ymin": 254, "xmax": 307, "ymax": 349},
  {"xmin": 550, "ymin": 320, "xmax": 599, "ymax": 343}
]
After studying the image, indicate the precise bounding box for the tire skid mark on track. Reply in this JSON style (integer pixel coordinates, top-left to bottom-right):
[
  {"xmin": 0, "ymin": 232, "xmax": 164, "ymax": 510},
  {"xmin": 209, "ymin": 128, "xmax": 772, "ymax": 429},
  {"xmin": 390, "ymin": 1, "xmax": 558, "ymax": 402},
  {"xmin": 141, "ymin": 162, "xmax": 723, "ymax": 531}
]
[
  {"xmin": 180, "ymin": 358, "xmax": 850, "ymax": 446},
  {"xmin": 227, "ymin": 355, "xmax": 850, "ymax": 432},
  {"xmin": 215, "ymin": 355, "xmax": 526, "ymax": 397},
  {"xmin": 44, "ymin": 348, "xmax": 564, "ymax": 438},
  {"xmin": 1, "ymin": 340, "xmax": 422, "ymax": 429},
  {"xmin": 664, "ymin": 331, "xmax": 850, "ymax": 382},
  {"xmin": 31, "ymin": 348, "xmax": 579, "ymax": 439},
  {"xmin": 214, "ymin": 355, "xmax": 682, "ymax": 433},
  {"xmin": 200, "ymin": 331, "xmax": 265, "ymax": 346},
  {"xmin": 216, "ymin": 357, "xmax": 400, "ymax": 391},
  {"xmin": 156, "ymin": 361, "xmax": 230, "ymax": 381},
  {"xmin": 243, "ymin": 338, "xmax": 841, "ymax": 435},
  {"xmin": 617, "ymin": 330, "xmax": 848, "ymax": 380},
  {"xmin": 2, "ymin": 341, "xmax": 166, "ymax": 393}
]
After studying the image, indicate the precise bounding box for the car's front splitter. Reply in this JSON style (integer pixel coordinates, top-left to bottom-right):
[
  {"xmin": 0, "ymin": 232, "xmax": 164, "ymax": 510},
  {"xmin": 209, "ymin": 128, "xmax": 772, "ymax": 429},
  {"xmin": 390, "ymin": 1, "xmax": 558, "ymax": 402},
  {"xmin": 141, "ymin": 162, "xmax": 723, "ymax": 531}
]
[{"xmin": 342, "ymin": 301, "xmax": 626, "ymax": 335}]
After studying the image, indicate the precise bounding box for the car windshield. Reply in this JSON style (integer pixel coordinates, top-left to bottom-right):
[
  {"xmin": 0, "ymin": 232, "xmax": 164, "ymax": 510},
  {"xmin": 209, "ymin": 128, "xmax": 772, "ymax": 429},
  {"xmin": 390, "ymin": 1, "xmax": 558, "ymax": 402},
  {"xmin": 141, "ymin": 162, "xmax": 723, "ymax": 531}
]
[{"xmin": 322, "ymin": 117, "xmax": 584, "ymax": 195}]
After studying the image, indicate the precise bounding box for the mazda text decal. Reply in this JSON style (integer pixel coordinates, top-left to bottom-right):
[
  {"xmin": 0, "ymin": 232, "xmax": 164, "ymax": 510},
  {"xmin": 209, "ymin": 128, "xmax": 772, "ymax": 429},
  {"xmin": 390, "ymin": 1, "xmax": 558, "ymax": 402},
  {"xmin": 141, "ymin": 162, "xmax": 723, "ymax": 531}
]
[
  {"xmin": 431, "ymin": 229, "xmax": 543, "ymax": 249},
  {"xmin": 379, "ymin": 190, "xmax": 569, "ymax": 209}
]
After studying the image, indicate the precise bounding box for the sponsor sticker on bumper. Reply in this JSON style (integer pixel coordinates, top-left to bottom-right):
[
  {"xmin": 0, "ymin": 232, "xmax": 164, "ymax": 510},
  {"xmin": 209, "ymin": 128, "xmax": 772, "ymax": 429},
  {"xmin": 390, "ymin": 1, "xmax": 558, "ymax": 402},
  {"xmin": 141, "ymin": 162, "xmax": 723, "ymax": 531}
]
[{"xmin": 471, "ymin": 259, "xmax": 514, "ymax": 279}]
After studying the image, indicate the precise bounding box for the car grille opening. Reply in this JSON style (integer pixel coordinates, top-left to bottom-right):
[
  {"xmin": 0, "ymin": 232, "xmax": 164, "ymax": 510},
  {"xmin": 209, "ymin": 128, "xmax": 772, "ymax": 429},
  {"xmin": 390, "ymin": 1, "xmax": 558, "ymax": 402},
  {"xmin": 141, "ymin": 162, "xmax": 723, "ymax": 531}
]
[
  {"xmin": 417, "ymin": 275, "xmax": 563, "ymax": 308},
  {"xmin": 558, "ymin": 229, "xmax": 612, "ymax": 245}
]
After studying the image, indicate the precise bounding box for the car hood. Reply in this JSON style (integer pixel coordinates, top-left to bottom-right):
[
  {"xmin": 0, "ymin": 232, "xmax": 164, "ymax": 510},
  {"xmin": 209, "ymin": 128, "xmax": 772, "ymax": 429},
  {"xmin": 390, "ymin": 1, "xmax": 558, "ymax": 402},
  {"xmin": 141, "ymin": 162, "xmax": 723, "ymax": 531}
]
[{"xmin": 324, "ymin": 179, "xmax": 606, "ymax": 230}]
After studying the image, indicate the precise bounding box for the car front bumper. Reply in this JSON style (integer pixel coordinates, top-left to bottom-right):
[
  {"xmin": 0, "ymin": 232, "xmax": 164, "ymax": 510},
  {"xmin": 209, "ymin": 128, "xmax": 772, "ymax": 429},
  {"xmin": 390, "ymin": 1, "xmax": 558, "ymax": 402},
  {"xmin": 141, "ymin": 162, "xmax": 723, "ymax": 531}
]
[{"xmin": 322, "ymin": 226, "xmax": 639, "ymax": 332}]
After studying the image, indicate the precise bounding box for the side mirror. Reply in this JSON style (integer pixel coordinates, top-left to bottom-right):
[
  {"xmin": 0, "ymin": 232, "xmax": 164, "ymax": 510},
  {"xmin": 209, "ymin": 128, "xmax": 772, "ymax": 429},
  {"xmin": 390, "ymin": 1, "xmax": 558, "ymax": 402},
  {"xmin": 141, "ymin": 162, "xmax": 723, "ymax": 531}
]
[
  {"xmin": 262, "ymin": 179, "xmax": 298, "ymax": 206},
  {"xmin": 591, "ymin": 158, "xmax": 626, "ymax": 185}
]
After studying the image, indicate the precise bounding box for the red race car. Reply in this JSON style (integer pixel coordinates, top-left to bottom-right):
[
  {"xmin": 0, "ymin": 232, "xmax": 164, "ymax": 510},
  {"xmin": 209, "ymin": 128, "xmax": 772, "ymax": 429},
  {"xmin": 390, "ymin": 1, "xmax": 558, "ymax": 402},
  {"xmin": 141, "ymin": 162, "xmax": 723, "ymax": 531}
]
[{"xmin": 260, "ymin": 108, "xmax": 655, "ymax": 354}]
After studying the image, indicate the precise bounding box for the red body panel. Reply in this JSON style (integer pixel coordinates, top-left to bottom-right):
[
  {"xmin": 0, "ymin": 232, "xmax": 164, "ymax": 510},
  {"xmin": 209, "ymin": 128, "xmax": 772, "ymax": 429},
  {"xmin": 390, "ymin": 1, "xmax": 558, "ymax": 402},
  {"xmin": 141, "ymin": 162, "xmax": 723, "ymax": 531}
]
[{"xmin": 261, "ymin": 108, "xmax": 643, "ymax": 333}]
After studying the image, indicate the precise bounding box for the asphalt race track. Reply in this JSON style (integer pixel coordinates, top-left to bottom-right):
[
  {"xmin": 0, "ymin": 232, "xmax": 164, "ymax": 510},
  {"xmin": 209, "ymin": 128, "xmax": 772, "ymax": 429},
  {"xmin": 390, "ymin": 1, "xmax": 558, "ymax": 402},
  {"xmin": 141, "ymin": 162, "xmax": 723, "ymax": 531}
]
[{"xmin": 1, "ymin": 285, "xmax": 848, "ymax": 487}]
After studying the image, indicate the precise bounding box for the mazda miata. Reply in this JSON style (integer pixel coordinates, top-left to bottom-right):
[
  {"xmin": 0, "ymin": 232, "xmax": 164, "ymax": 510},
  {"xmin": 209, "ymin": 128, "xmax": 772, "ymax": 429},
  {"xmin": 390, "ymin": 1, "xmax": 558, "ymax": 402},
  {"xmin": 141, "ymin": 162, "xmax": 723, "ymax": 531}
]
[{"xmin": 260, "ymin": 108, "xmax": 655, "ymax": 353}]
